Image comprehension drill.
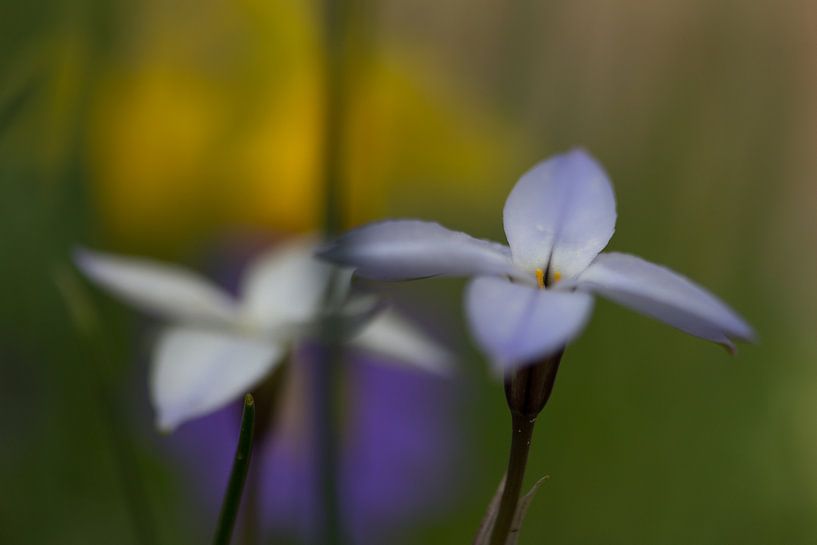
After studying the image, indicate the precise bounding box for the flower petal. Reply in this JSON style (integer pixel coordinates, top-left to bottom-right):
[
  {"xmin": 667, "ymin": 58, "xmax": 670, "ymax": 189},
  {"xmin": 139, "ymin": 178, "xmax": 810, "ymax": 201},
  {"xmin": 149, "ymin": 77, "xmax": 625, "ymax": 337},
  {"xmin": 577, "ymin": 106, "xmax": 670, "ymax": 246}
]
[
  {"xmin": 575, "ymin": 252, "xmax": 755, "ymax": 350},
  {"xmin": 317, "ymin": 220, "xmax": 522, "ymax": 281},
  {"xmin": 74, "ymin": 248, "xmax": 238, "ymax": 324},
  {"xmin": 465, "ymin": 276, "xmax": 594, "ymax": 375},
  {"xmin": 349, "ymin": 307, "xmax": 455, "ymax": 374},
  {"xmin": 150, "ymin": 326, "xmax": 284, "ymax": 431},
  {"xmin": 503, "ymin": 149, "xmax": 616, "ymax": 280},
  {"xmin": 240, "ymin": 238, "xmax": 332, "ymax": 329}
]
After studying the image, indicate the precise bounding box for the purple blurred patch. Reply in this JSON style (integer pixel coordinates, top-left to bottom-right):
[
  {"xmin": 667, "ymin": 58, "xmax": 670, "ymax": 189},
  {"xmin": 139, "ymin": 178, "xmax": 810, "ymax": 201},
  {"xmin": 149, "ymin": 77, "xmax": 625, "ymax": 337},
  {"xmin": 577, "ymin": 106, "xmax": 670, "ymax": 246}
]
[{"xmin": 165, "ymin": 345, "xmax": 464, "ymax": 545}]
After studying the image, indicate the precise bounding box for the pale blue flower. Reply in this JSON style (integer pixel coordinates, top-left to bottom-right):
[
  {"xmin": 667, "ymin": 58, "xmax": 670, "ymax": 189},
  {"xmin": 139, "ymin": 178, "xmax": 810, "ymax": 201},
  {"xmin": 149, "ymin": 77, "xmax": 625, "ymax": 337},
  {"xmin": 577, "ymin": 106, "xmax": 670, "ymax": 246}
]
[
  {"xmin": 319, "ymin": 149, "xmax": 755, "ymax": 375},
  {"xmin": 75, "ymin": 239, "xmax": 453, "ymax": 431}
]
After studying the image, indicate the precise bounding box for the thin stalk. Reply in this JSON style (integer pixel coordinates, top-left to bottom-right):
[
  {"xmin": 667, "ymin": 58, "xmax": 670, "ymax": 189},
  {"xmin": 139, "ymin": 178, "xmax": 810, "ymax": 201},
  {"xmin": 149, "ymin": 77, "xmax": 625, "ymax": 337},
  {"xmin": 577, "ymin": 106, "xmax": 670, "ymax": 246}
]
[
  {"xmin": 489, "ymin": 414, "xmax": 536, "ymax": 545},
  {"xmin": 242, "ymin": 361, "xmax": 288, "ymax": 545},
  {"xmin": 321, "ymin": 0, "xmax": 348, "ymax": 238},
  {"xmin": 213, "ymin": 395, "xmax": 256, "ymax": 545},
  {"xmin": 315, "ymin": 0, "xmax": 361, "ymax": 542},
  {"xmin": 312, "ymin": 333, "xmax": 344, "ymax": 545},
  {"xmin": 489, "ymin": 352, "xmax": 563, "ymax": 545}
]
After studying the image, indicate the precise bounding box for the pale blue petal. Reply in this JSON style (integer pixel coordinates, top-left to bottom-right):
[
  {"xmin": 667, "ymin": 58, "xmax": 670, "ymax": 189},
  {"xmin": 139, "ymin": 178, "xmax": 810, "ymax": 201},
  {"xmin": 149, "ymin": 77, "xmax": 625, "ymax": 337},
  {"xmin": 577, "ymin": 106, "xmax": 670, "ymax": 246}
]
[
  {"xmin": 240, "ymin": 237, "xmax": 332, "ymax": 329},
  {"xmin": 465, "ymin": 276, "xmax": 594, "ymax": 375},
  {"xmin": 150, "ymin": 326, "xmax": 284, "ymax": 431},
  {"xmin": 318, "ymin": 220, "xmax": 522, "ymax": 281},
  {"xmin": 575, "ymin": 252, "xmax": 755, "ymax": 350},
  {"xmin": 74, "ymin": 248, "xmax": 239, "ymax": 324},
  {"xmin": 503, "ymin": 149, "xmax": 616, "ymax": 280},
  {"xmin": 349, "ymin": 307, "xmax": 455, "ymax": 375}
]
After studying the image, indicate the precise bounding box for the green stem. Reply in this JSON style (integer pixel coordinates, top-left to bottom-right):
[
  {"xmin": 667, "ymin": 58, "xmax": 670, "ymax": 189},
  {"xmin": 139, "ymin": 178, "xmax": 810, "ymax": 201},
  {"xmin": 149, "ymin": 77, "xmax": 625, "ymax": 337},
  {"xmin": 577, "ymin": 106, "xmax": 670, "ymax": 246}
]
[
  {"xmin": 312, "ymin": 334, "xmax": 344, "ymax": 545},
  {"xmin": 212, "ymin": 395, "xmax": 256, "ymax": 545},
  {"xmin": 321, "ymin": 0, "xmax": 348, "ymax": 237},
  {"xmin": 242, "ymin": 362, "xmax": 288, "ymax": 545},
  {"xmin": 315, "ymin": 0, "xmax": 363, "ymax": 542},
  {"xmin": 489, "ymin": 413, "xmax": 535, "ymax": 545}
]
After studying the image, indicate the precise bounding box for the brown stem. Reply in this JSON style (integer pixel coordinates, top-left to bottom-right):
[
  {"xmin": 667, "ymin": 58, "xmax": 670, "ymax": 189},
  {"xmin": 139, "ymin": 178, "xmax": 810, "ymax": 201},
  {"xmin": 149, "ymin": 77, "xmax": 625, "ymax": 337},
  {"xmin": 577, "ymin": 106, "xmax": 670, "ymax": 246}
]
[
  {"xmin": 490, "ymin": 413, "xmax": 536, "ymax": 545},
  {"xmin": 489, "ymin": 351, "xmax": 563, "ymax": 545}
]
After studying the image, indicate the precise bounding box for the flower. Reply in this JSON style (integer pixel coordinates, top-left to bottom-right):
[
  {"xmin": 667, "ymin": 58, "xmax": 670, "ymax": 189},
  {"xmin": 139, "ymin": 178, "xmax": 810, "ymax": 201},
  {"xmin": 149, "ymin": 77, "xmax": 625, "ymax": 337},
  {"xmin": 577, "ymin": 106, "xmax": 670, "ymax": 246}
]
[
  {"xmin": 319, "ymin": 149, "xmax": 755, "ymax": 375},
  {"xmin": 75, "ymin": 238, "xmax": 453, "ymax": 431},
  {"xmin": 169, "ymin": 345, "xmax": 463, "ymax": 545}
]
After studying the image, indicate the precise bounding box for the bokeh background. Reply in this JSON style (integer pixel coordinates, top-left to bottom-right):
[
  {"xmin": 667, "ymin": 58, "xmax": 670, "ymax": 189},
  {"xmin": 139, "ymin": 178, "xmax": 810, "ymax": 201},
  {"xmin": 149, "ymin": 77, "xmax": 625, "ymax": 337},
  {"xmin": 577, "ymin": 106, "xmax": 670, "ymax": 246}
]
[{"xmin": 3, "ymin": 0, "xmax": 817, "ymax": 543}]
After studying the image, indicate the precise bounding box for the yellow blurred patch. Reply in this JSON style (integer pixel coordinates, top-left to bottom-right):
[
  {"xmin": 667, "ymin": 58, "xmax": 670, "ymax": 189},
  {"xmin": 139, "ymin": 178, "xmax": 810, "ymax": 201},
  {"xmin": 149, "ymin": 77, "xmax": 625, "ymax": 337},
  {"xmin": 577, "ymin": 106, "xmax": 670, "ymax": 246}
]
[
  {"xmin": 233, "ymin": 68, "xmax": 322, "ymax": 231},
  {"xmin": 89, "ymin": 64, "xmax": 227, "ymax": 247},
  {"xmin": 85, "ymin": 0, "xmax": 521, "ymax": 250}
]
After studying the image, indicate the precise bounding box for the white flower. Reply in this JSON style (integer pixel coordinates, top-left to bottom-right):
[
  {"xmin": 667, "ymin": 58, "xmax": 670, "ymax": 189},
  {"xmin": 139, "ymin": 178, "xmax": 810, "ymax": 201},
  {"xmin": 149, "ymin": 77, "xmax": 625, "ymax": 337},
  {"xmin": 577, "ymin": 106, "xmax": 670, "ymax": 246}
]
[
  {"xmin": 75, "ymin": 239, "xmax": 453, "ymax": 431},
  {"xmin": 318, "ymin": 149, "xmax": 755, "ymax": 375}
]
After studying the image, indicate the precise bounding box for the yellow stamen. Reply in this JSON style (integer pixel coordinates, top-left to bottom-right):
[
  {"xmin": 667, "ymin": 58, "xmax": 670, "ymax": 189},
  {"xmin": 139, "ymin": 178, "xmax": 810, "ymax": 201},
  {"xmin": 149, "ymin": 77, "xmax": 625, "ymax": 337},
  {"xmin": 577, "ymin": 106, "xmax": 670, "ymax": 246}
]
[
  {"xmin": 552, "ymin": 271, "xmax": 562, "ymax": 284},
  {"xmin": 535, "ymin": 268, "xmax": 545, "ymax": 289}
]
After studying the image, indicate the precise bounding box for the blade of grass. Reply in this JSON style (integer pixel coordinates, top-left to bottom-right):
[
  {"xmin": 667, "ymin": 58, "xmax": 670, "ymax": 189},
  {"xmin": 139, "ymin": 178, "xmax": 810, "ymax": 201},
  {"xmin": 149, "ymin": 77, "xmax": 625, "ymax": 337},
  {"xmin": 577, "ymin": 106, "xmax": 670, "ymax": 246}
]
[
  {"xmin": 315, "ymin": 0, "xmax": 364, "ymax": 541},
  {"xmin": 473, "ymin": 474, "xmax": 506, "ymax": 545},
  {"xmin": 506, "ymin": 475, "xmax": 549, "ymax": 545},
  {"xmin": 213, "ymin": 394, "xmax": 256, "ymax": 545}
]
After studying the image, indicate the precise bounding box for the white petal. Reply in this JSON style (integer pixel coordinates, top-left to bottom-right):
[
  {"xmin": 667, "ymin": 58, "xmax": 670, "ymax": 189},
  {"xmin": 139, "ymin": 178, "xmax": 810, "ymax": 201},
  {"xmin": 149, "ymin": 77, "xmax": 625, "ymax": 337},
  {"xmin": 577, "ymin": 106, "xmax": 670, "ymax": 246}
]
[
  {"xmin": 318, "ymin": 220, "xmax": 523, "ymax": 281},
  {"xmin": 465, "ymin": 276, "xmax": 594, "ymax": 375},
  {"xmin": 575, "ymin": 252, "xmax": 755, "ymax": 350},
  {"xmin": 503, "ymin": 149, "xmax": 617, "ymax": 280},
  {"xmin": 74, "ymin": 248, "xmax": 238, "ymax": 324},
  {"xmin": 150, "ymin": 326, "xmax": 284, "ymax": 431},
  {"xmin": 349, "ymin": 307, "xmax": 455, "ymax": 374},
  {"xmin": 240, "ymin": 238, "xmax": 332, "ymax": 329}
]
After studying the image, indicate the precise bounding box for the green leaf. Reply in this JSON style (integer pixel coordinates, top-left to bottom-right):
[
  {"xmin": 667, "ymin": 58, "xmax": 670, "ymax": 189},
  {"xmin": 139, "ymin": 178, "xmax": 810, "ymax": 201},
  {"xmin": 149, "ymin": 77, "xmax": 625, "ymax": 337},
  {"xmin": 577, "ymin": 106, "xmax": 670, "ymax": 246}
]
[
  {"xmin": 506, "ymin": 475, "xmax": 549, "ymax": 545},
  {"xmin": 212, "ymin": 394, "xmax": 256, "ymax": 545},
  {"xmin": 473, "ymin": 474, "xmax": 506, "ymax": 545},
  {"xmin": 474, "ymin": 473, "xmax": 549, "ymax": 545}
]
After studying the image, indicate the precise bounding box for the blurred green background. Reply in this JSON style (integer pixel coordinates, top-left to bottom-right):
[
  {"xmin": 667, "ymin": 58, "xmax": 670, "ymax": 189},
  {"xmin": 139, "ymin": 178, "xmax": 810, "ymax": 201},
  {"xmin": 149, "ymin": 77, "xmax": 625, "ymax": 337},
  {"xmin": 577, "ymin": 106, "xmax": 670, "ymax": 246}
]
[{"xmin": 2, "ymin": 0, "xmax": 816, "ymax": 543}]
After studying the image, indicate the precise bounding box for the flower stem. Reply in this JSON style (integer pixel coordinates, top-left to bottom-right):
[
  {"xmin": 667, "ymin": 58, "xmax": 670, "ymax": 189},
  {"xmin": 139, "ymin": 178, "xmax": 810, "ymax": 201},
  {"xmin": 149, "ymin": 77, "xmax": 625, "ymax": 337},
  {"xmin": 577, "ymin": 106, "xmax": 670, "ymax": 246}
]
[
  {"xmin": 212, "ymin": 395, "xmax": 256, "ymax": 545},
  {"xmin": 316, "ymin": 0, "xmax": 367, "ymax": 541},
  {"xmin": 241, "ymin": 363, "xmax": 287, "ymax": 545},
  {"xmin": 320, "ymin": 0, "xmax": 349, "ymax": 238},
  {"xmin": 490, "ymin": 413, "xmax": 536, "ymax": 545},
  {"xmin": 312, "ymin": 336, "xmax": 344, "ymax": 545},
  {"xmin": 489, "ymin": 352, "xmax": 563, "ymax": 545}
]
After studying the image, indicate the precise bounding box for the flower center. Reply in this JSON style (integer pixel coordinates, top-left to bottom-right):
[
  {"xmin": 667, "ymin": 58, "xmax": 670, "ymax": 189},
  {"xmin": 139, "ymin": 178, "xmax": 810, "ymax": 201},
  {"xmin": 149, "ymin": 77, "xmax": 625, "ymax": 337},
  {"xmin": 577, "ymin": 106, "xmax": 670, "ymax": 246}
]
[
  {"xmin": 536, "ymin": 268, "xmax": 546, "ymax": 289},
  {"xmin": 535, "ymin": 268, "xmax": 562, "ymax": 289}
]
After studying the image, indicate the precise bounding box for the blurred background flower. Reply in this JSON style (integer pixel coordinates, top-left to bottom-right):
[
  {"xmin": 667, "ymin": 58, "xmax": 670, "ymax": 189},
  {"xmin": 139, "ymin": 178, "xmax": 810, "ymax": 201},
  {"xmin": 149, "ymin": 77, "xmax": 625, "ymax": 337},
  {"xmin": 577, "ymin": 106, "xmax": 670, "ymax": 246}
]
[
  {"xmin": 3, "ymin": 0, "xmax": 817, "ymax": 543},
  {"xmin": 167, "ymin": 344, "xmax": 462, "ymax": 545},
  {"xmin": 82, "ymin": 0, "xmax": 519, "ymax": 252}
]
